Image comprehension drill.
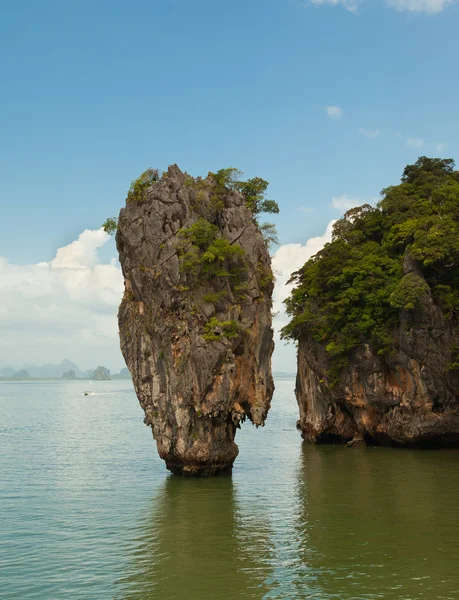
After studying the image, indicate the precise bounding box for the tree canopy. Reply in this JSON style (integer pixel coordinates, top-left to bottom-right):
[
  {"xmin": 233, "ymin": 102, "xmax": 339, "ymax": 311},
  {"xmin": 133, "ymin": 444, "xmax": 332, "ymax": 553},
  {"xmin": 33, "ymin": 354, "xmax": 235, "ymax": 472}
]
[
  {"xmin": 210, "ymin": 168, "xmax": 280, "ymax": 247},
  {"xmin": 282, "ymin": 157, "xmax": 459, "ymax": 382}
]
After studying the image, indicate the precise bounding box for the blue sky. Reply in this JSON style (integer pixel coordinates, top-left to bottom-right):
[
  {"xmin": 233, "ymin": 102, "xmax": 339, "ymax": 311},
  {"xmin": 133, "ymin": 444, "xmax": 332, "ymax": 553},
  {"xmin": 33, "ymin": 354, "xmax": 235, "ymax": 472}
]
[
  {"xmin": 0, "ymin": 0, "xmax": 458, "ymax": 370},
  {"xmin": 2, "ymin": 0, "xmax": 458, "ymax": 261}
]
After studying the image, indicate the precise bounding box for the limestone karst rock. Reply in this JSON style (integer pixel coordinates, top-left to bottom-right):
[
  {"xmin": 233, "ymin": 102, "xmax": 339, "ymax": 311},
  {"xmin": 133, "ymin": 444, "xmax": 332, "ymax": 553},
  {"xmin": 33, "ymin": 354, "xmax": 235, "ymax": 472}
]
[
  {"xmin": 116, "ymin": 165, "xmax": 275, "ymax": 475},
  {"xmin": 294, "ymin": 258, "xmax": 459, "ymax": 447},
  {"xmin": 12, "ymin": 369, "xmax": 30, "ymax": 379},
  {"xmin": 62, "ymin": 370, "xmax": 76, "ymax": 379},
  {"xmin": 284, "ymin": 158, "xmax": 459, "ymax": 448},
  {"xmin": 91, "ymin": 366, "xmax": 111, "ymax": 381}
]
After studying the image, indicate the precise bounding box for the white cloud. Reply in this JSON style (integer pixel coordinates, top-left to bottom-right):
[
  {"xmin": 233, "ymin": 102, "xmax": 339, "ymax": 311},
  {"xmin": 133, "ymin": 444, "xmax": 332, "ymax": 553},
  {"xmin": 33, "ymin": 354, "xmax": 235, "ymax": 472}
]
[
  {"xmin": 298, "ymin": 206, "xmax": 314, "ymax": 214},
  {"xmin": 436, "ymin": 143, "xmax": 448, "ymax": 152},
  {"xmin": 325, "ymin": 105, "xmax": 343, "ymax": 119},
  {"xmin": 310, "ymin": 0, "xmax": 359, "ymax": 11},
  {"xmin": 359, "ymin": 127, "xmax": 380, "ymax": 138},
  {"xmin": 386, "ymin": 0, "xmax": 456, "ymax": 13},
  {"xmin": 331, "ymin": 195, "xmax": 361, "ymax": 210},
  {"xmin": 407, "ymin": 137, "xmax": 425, "ymax": 148},
  {"xmin": 0, "ymin": 229, "xmax": 124, "ymax": 371},
  {"xmin": 307, "ymin": 0, "xmax": 456, "ymax": 12},
  {"xmin": 271, "ymin": 222, "xmax": 335, "ymax": 371},
  {"xmin": 0, "ymin": 222, "xmax": 336, "ymax": 375}
]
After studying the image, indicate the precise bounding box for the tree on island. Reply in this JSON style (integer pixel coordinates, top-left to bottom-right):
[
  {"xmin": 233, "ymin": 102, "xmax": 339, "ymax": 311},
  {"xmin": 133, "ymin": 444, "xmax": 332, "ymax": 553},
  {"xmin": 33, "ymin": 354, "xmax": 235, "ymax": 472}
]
[{"xmin": 283, "ymin": 156, "xmax": 459, "ymax": 383}]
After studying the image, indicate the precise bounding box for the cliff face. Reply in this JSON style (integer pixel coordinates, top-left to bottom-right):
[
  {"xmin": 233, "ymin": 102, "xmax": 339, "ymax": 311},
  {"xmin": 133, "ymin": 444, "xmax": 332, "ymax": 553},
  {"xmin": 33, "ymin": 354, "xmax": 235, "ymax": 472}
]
[
  {"xmin": 296, "ymin": 253, "xmax": 459, "ymax": 447},
  {"xmin": 116, "ymin": 166, "xmax": 274, "ymax": 475}
]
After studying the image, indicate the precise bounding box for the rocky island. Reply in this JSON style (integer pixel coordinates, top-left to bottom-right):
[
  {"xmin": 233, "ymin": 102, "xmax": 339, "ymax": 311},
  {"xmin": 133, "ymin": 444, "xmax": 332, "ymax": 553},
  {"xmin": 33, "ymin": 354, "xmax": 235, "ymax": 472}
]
[
  {"xmin": 62, "ymin": 370, "xmax": 76, "ymax": 379},
  {"xmin": 115, "ymin": 165, "xmax": 276, "ymax": 475},
  {"xmin": 283, "ymin": 157, "xmax": 459, "ymax": 447},
  {"xmin": 91, "ymin": 366, "xmax": 111, "ymax": 381}
]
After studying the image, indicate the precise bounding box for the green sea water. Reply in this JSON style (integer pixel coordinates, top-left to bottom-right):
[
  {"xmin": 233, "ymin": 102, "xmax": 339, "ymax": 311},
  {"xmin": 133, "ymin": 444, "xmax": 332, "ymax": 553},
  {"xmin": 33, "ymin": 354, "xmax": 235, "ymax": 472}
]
[{"xmin": 1, "ymin": 379, "xmax": 459, "ymax": 599}]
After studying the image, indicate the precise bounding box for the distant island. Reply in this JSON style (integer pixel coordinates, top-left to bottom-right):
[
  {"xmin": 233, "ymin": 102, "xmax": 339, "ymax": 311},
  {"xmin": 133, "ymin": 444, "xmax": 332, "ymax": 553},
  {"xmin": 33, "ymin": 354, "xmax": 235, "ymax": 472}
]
[
  {"xmin": 92, "ymin": 366, "xmax": 111, "ymax": 381},
  {"xmin": 11, "ymin": 369, "xmax": 31, "ymax": 379},
  {"xmin": 0, "ymin": 359, "xmax": 132, "ymax": 381},
  {"xmin": 1, "ymin": 361, "xmax": 293, "ymax": 383},
  {"xmin": 272, "ymin": 371, "xmax": 296, "ymax": 379}
]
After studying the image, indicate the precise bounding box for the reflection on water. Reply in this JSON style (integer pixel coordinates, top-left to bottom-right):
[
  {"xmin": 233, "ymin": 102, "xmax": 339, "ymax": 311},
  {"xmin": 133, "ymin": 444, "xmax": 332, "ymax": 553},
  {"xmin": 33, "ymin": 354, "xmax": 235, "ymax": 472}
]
[
  {"xmin": 2, "ymin": 380, "xmax": 459, "ymax": 600},
  {"xmin": 115, "ymin": 379, "xmax": 323, "ymax": 600},
  {"xmin": 296, "ymin": 444, "xmax": 459, "ymax": 600},
  {"xmin": 115, "ymin": 476, "xmax": 272, "ymax": 599}
]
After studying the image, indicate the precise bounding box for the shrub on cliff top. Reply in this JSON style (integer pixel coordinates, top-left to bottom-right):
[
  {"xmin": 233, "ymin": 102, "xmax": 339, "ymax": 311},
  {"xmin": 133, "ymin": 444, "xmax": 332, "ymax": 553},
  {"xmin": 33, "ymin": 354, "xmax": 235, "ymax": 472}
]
[
  {"xmin": 127, "ymin": 169, "xmax": 161, "ymax": 203},
  {"xmin": 210, "ymin": 168, "xmax": 280, "ymax": 247},
  {"xmin": 115, "ymin": 165, "xmax": 279, "ymax": 246},
  {"xmin": 282, "ymin": 156, "xmax": 459, "ymax": 382}
]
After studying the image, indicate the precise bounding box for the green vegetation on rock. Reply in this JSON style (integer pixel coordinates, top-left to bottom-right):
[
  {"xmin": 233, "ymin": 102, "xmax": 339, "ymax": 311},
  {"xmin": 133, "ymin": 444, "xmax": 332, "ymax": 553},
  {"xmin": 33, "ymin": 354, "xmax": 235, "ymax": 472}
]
[
  {"xmin": 209, "ymin": 168, "xmax": 280, "ymax": 247},
  {"xmin": 127, "ymin": 168, "xmax": 161, "ymax": 203},
  {"xmin": 282, "ymin": 157, "xmax": 459, "ymax": 381},
  {"xmin": 102, "ymin": 217, "xmax": 118, "ymax": 235},
  {"xmin": 202, "ymin": 317, "xmax": 240, "ymax": 341},
  {"xmin": 109, "ymin": 164, "xmax": 278, "ymax": 347},
  {"xmin": 178, "ymin": 218, "xmax": 246, "ymax": 279}
]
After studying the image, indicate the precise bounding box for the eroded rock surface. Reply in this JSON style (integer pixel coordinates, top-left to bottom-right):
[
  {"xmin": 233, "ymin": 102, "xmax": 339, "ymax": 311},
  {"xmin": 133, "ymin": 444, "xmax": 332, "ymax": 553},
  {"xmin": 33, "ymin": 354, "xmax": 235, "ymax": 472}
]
[
  {"xmin": 296, "ymin": 255, "xmax": 459, "ymax": 447},
  {"xmin": 117, "ymin": 166, "xmax": 274, "ymax": 475}
]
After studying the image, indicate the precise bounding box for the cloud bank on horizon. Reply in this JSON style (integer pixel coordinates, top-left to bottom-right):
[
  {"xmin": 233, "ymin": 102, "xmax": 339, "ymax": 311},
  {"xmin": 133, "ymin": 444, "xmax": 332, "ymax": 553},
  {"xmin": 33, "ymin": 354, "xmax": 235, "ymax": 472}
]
[
  {"xmin": 309, "ymin": 0, "xmax": 456, "ymax": 12},
  {"xmin": 271, "ymin": 221, "xmax": 335, "ymax": 369},
  {"xmin": 0, "ymin": 218, "xmax": 345, "ymax": 373},
  {"xmin": 0, "ymin": 229, "xmax": 124, "ymax": 371}
]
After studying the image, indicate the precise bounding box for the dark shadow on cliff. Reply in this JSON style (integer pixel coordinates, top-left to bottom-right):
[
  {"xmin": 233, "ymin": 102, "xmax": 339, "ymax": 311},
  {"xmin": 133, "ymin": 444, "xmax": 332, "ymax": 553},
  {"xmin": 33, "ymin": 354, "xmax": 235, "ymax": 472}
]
[
  {"xmin": 312, "ymin": 429, "xmax": 459, "ymax": 449},
  {"xmin": 294, "ymin": 443, "xmax": 459, "ymax": 600},
  {"xmin": 113, "ymin": 476, "xmax": 274, "ymax": 600}
]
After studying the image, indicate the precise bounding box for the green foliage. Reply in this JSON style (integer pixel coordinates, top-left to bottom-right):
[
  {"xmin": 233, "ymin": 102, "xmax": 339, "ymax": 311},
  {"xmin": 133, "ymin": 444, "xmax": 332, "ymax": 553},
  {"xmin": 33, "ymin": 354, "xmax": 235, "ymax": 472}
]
[
  {"xmin": 234, "ymin": 175, "xmax": 279, "ymax": 247},
  {"xmin": 102, "ymin": 217, "xmax": 118, "ymax": 235},
  {"xmin": 258, "ymin": 222, "xmax": 279, "ymax": 247},
  {"xmin": 211, "ymin": 168, "xmax": 243, "ymax": 190},
  {"xmin": 127, "ymin": 168, "xmax": 160, "ymax": 203},
  {"xmin": 209, "ymin": 168, "xmax": 280, "ymax": 248},
  {"xmin": 178, "ymin": 218, "xmax": 246, "ymax": 279},
  {"xmin": 206, "ymin": 168, "xmax": 242, "ymax": 212},
  {"xmin": 260, "ymin": 272, "xmax": 275, "ymax": 291},
  {"xmin": 235, "ymin": 176, "xmax": 279, "ymax": 217},
  {"xmin": 401, "ymin": 156, "xmax": 455, "ymax": 185},
  {"xmin": 202, "ymin": 290, "xmax": 228, "ymax": 304},
  {"xmin": 178, "ymin": 218, "xmax": 219, "ymax": 249},
  {"xmin": 202, "ymin": 239, "xmax": 245, "ymax": 276},
  {"xmin": 202, "ymin": 318, "xmax": 239, "ymax": 341},
  {"xmin": 389, "ymin": 272, "xmax": 430, "ymax": 310},
  {"xmin": 283, "ymin": 156, "xmax": 459, "ymax": 383}
]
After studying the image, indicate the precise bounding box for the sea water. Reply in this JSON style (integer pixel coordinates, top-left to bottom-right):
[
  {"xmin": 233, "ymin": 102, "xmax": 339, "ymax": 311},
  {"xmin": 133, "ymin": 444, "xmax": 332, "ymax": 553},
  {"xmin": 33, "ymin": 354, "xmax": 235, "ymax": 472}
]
[{"xmin": 1, "ymin": 379, "xmax": 458, "ymax": 599}]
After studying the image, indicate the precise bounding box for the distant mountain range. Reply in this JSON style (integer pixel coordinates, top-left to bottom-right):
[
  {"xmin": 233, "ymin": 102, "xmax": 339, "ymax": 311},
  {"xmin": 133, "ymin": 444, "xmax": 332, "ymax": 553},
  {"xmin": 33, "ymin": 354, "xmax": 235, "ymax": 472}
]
[
  {"xmin": 0, "ymin": 360, "xmax": 131, "ymax": 380},
  {"xmin": 272, "ymin": 371, "xmax": 296, "ymax": 379},
  {"xmin": 0, "ymin": 361, "xmax": 291, "ymax": 381}
]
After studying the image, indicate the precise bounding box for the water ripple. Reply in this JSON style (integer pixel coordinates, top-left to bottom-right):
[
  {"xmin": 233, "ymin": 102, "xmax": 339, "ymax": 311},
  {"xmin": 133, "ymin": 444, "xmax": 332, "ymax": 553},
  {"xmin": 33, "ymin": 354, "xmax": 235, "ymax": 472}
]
[{"xmin": 1, "ymin": 379, "xmax": 459, "ymax": 599}]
